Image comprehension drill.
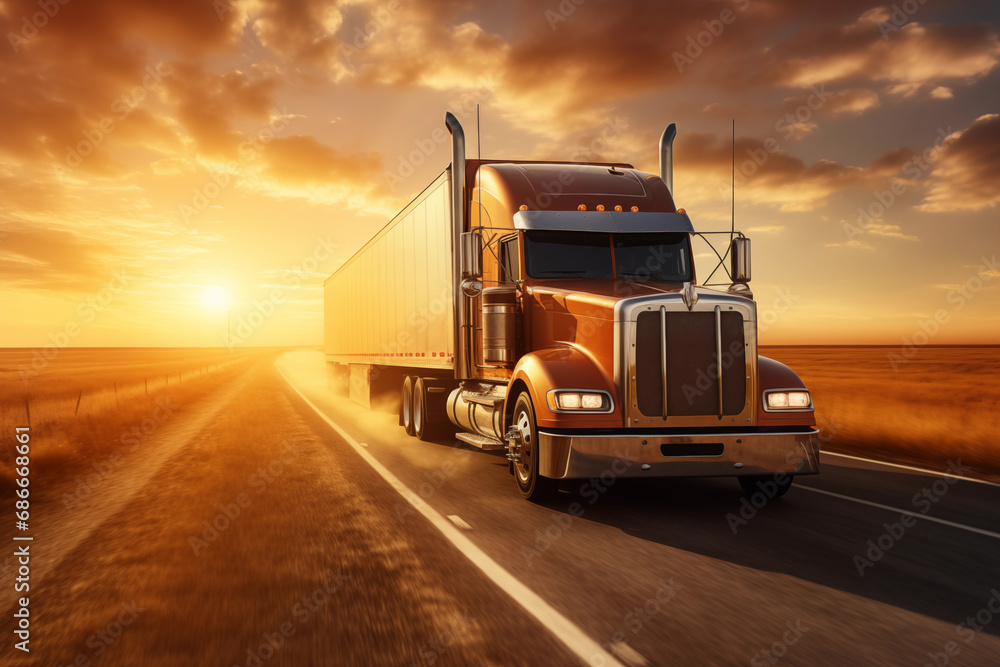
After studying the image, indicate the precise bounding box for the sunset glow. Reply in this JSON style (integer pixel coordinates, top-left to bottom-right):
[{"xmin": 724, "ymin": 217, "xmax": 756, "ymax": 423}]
[
  {"xmin": 201, "ymin": 286, "xmax": 232, "ymax": 312},
  {"xmin": 0, "ymin": 0, "xmax": 997, "ymax": 347}
]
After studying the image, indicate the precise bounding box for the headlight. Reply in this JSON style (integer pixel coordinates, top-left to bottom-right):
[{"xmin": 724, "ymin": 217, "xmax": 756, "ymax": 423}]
[
  {"xmin": 546, "ymin": 390, "xmax": 612, "ymax": 412},
  {"xmin": 764, "ymin": 390, "xmax": 812, "ymax": 410}
]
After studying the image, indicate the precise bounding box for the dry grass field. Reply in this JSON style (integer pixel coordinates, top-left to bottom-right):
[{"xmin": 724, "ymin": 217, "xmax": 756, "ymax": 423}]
[
  {"xmin": 0, "ymin": 347, "xmax": 281, "ymax": 494},
  {"xmin": 763, "ymin": 346, "xmax": 1000, "ymax": 478}
]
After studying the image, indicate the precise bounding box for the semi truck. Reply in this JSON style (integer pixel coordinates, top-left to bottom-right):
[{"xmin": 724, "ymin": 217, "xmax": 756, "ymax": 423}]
[{"xmin": 324, "ymin": 112, "xmax": 820, "ymax": 500}]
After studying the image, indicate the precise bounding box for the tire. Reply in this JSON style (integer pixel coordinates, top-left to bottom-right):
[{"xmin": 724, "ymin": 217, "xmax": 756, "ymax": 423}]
[
  {"xmin": 413, "ymin": 377, "xmax": 430, "ymax": 441},
  {"xmin": 510, "ymin": 392, "xmax": 559, "ymax": 501},
  {"xmin": 738, "ymin": 474, "xmax": 794, "ymax": 498},
  {"xmin": 400, "ymin": 376, "xmax": 415, "ymax": 436}
]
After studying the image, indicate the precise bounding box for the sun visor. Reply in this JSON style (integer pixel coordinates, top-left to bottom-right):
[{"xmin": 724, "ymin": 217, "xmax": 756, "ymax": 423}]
[{"xmin": 512, "ymin": 210, "xmax": 694, "ymax": 233}]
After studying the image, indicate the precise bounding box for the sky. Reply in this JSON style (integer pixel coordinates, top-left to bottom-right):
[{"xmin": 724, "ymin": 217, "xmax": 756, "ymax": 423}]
[{"xmin": 0, "ymin": 0, "xmax": 998, "ymax": 348}]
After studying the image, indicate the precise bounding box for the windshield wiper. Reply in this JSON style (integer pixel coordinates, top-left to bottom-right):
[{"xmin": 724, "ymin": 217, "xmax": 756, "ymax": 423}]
[{"xmin": 537, "ymin": 270, "xmax": 589, "ymax": 276}]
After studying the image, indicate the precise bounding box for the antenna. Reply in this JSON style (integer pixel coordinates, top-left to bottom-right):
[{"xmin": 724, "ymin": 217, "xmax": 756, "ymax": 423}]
[
  {"xmin": 477, "ymin": 104, "xmax": 483, "ymax": 228},
  {"xmin": 731, "ymin": 118, "xmax": 735, "ymax": 243}
]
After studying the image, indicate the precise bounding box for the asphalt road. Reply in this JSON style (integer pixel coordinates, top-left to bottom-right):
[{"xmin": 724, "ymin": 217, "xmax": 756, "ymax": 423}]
[{"xmin": 6, "ymin": 351, "xmax": 1000, "ymax": 666}]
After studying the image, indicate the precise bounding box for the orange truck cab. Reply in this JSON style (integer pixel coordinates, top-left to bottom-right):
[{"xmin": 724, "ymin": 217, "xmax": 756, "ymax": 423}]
[{"xmin": 324, "ymin": 112, "xmax": 820, "ymax": 501}]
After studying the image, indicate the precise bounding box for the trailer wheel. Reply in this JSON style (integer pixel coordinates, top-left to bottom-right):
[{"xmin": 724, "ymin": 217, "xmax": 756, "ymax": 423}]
[
  {"xmin": 511, "ymin": 392, "xmax": 558, "ymax": 502},
  {"xmin": 413, "ymin": 377, "xmax": 431, "ymax": 441},
  {"xmin": 738, "ymin": 474, "xmax": 794, "ymax": 498},
  {"xmin": 401, "ymin": 376, "xmax": 415, "ymax": 436}
]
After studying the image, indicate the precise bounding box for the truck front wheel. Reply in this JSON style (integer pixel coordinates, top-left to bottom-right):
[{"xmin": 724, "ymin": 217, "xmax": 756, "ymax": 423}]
[
  {"xmin": 738, "ymin": 474, "xmax": 793, "ymax": 498},
  {"xmin": 511, "ymin": 392, "xmax": 558, "ymax": 502}
]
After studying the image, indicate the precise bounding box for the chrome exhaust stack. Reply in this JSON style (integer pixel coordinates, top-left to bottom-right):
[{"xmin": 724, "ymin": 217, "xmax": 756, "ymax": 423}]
[
  {"xmin": 445, "ymin": 112, "xmax": 471, "ymax": 379},
  {"xmin": 659, "ymin": 123, "xmax": 677, "ymax": 196}
]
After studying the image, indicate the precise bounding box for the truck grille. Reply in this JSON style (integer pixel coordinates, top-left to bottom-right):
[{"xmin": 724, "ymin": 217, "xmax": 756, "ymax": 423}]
[{"xmin": 634, "ymin": 310, "xmax": 746, "ymax": 417}]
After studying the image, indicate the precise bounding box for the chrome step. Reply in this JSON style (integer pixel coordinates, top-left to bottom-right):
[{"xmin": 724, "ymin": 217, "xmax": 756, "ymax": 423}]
[
  {"xmin": 459, "ymin": 381, "xmax": 507, "ymax": 409},
  {"xmin": 455, "ymin": 432, "xmax": 505, "ymax": 451}
]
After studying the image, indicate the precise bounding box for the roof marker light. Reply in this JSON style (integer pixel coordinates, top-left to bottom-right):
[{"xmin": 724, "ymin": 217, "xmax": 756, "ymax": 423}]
[
  {"xmin": 596, "ymin": 205, "xmax": 605, "ymax": 211},
  {"xmin": 677, "ymin": 208, "xmax": 686, "ymax": 214},
  {"xmin": 614, "ymin": 205, "xmax": 623, "ymax": 212},
  {"xmin": 578, "ymin": 204, "xmax": 587, "ymax": 211},
  {"xmin": 519, "ymin": 204, "xmax": 528, "ymax": 211},
  {"xmin": 630, "ymin": 206, "xmax": 639, "ymax": 212}
]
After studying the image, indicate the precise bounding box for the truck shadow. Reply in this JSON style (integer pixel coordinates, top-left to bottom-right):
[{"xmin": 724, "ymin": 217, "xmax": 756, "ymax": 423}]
[{"xmin": 544, "ymin": 466, "xmax": 1000, "ymax": 641}]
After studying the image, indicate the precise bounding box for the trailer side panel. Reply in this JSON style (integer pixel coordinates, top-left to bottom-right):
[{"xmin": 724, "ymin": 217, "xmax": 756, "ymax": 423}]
[{"xmin": 324, "ymin": 171, "xmax": 455, "ymax": 370}]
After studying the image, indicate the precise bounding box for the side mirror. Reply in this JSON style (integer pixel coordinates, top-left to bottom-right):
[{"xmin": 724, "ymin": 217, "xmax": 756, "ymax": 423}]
[
  {"xmin": 461, "ymin": 231, "xmax": 482, "ymax": 279},
  {"xmin": 730, "ymin": 237, "xmax": 751, "ymax": 283}
]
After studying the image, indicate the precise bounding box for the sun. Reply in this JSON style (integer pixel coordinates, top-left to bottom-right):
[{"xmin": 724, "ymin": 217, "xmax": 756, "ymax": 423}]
[{"xmin": 201, "ymin": 286, "xmax": 232, "ymax": 311}]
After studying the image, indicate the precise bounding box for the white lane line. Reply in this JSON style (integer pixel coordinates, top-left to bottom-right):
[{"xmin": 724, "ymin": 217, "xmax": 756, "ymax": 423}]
[
  {"xmin": 448, "ymin": 515, "xmax": 472, "ymax": 530},
  {"xmin": 822, "ymin": 451, "xmax": 1000, "ymax": 489},
  {"xmin": 610, "ymin": 640, "xmax": 651, "ymax": 667},
  {"xmin": 277, "ymin": 364, "xmax": 626, "ymax": 667},
  {"xmin": 792, "ymin": 484, "xmax": 1000, "ymax": 540}
]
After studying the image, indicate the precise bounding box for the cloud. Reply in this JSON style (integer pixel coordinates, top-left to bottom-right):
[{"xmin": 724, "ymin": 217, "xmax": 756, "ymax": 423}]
[
  {"xmin": 260, "ymin": 134, "xmax": 380, "ymax": 185},
  {"xmin": 864, "ymin": 222, "xmax": 919, "ymax": 241},
  {"xmin": 919, "ymin": 114, "xmax": 1000, "ymax": 212},
  {"xmin": 0, "ymin": 225, "xmax": 122, "ymax": 292},
  {"xmin": 751, "ymin": 13, "xmax": 1000, "ymax": 92},
  {"xmin": 676, "ymin": 132, "xmax": 870, "ymax": 211},
  {"xmin": 930, "ymin": 86, "xmax": 954, "ymax": 99},
  {"xmin": 777, "ymin": 87, "xmax": 881, "ymax": 137}
]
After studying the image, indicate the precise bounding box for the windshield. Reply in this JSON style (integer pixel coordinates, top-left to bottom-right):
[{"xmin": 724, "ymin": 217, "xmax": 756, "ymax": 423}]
[{"xmin": 524, "ymin": 231, "xmax": 691, "ymax": 282}]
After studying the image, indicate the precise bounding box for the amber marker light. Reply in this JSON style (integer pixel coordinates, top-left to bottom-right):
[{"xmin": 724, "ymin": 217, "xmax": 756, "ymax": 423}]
[
  {"xmin": 578, "ymin": 204, "xmax": 587, "ymax": 211},
  {"xmin": 596, "ymin": 204, "xmax": 605, "ymax": 211},
  {"xmin": 630, "ymin": 206, "xmax": 639, "ymax": 212},
  {"xmin": 677, "ymin": 208, "xmax": 686, "ymax": 214},
  {"xmin": 614, "ymin": 205, "xmax": 623, "ymax": 212},
  {"xmin": 519, "ymin": 204, "xmax": 528, "ymax": 210}
]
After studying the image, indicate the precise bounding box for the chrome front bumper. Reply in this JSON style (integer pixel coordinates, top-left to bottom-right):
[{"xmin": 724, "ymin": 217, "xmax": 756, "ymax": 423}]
[{"xmin": 538, "ymin": 429, "xmax": 821, "ymax": 480}]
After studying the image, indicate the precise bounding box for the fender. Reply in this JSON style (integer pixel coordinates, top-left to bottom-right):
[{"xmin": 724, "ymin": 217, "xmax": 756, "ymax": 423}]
[
  {"xmin": 506, "ymin": 344, "xmax": 623, "ymax": 430},
  {"xmin": 757, "ymin": 356, "xmax": 816, "ymax": 427}
]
